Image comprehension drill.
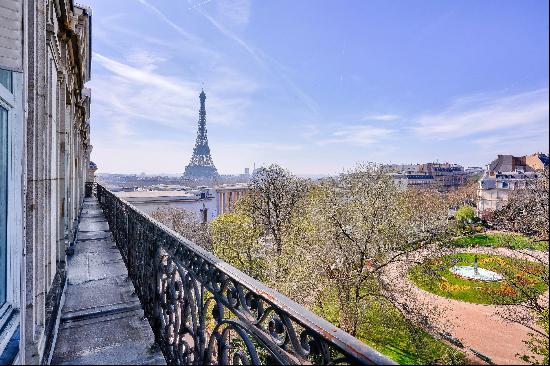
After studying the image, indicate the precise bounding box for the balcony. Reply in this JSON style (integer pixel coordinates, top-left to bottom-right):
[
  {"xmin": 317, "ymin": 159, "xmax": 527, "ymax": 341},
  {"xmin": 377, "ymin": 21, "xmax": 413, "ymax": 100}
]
[
  {"xmin": 51, "ymin": 191, "xmax": 165, "ymax": 364},
  {"xmin": 52, "ymin": 183, "xmax": 394, "ymax": 365}
]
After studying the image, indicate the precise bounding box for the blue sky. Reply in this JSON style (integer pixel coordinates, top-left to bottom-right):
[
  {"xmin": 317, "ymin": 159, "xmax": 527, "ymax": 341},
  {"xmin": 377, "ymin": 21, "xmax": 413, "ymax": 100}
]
[{"xmin": 88, "ymin": 0, "xmax": 549, "ymax": 175}]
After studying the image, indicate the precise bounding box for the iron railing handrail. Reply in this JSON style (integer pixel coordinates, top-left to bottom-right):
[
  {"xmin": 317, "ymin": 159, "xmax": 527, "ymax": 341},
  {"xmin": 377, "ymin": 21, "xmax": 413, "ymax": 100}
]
[{"xmin": 91, "ymin": 182, "xmax": 395, "ymax": 365}]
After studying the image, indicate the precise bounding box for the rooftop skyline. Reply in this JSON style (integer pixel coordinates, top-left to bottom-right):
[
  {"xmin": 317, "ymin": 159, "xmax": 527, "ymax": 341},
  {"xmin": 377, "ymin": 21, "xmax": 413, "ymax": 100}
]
[{"xmin": 89, "ymin": 0, "xmax": 549, "ymax": 175}]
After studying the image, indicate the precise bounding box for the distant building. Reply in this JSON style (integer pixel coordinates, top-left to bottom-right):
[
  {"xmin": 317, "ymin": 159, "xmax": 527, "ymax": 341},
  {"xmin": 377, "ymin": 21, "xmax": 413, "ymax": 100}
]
[
  {"xmin": 419, "ymin": 163, "xmax": 468, "ymax": 191},
  {"xmin": 116, "ymin": 187, "xmax": 217, "ymax": 223},
  {"xmin": 385, "ymin": 164, "xmax": 421, "ymax": 174},
  {"xmin": 393, "ymin": 173, "xmax": 435, "ymax": 190},
  {"xmin": 387, "ymin": 162, "xmax": 469, "ymax": 191},
  {"xmin": 115, "ymin": 183, "xmax": 251, "ymax": 223},
  {"xmin": 97, "ymin": 173, "xmax": 185, "ymax": 191},
  {"xmin": 477, "ymin": 153, "xmax": 549, "ymax": 218},
  {"xmin": 486, "ymin": 153, "xmax": 548, "ymax": 173},
  {"xmin": 216, "ymin": 183, "xmax": 250, "ymax": 215},
  {"xmin": 465, "ymin": 167, "xmax": 484, "ymax": 175}
]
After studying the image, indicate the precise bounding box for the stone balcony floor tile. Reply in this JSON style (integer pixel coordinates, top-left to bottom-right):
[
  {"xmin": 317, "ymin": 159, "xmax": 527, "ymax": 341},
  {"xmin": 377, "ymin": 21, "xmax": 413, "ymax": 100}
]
[{"xmin": 51, "ymin": 197, "xmax": 165, "ymax": 365}]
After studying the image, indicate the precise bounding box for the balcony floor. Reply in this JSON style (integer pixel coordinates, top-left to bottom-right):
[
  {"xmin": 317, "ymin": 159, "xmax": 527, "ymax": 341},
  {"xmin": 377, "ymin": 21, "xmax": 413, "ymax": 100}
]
[{"xmin": 51, "ymin": 197, "xmax": 165, "ymax": 365}]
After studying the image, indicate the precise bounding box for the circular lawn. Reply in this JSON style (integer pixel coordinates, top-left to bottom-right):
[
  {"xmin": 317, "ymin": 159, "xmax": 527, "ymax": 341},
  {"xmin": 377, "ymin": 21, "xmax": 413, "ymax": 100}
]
[{"xmin": 409, "ymin": 253, "xmax": 548, "ymax": 305}]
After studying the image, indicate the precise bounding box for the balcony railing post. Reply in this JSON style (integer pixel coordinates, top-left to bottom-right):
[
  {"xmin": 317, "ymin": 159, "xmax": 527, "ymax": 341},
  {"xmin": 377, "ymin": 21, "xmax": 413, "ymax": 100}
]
[
  {"xmin": 151, "ymin": 229, "xmax": 163, "ymax": 359},
  {"xmin": 114, "ymin": 197, "xmax": 118, "ymax": 246},
  {"xmin": 125, "ymin": 208, "xmax": 129, "ymax": 260}
]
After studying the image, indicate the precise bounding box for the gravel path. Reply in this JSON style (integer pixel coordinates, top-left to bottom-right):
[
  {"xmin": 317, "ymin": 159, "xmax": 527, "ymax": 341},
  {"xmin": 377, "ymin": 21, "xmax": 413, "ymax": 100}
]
[{"xmin": 382, "ymin": 246, "xmax": 548, "ymax": 365}]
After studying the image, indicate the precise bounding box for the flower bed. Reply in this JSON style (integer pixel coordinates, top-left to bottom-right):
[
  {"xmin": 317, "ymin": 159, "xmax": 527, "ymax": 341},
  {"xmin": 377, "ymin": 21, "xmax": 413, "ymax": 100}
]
[{"xmin": 409, "ymin": 253, "xmax": 548, "ymax": 304}]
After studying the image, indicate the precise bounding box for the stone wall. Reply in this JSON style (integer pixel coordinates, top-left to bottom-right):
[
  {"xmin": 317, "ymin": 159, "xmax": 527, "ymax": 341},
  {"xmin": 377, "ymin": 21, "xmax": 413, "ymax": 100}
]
[
  {"xmin": 0, "ymin": 0, "xmax": 23, "ymax": 71},
  {"xmin": 0, "ymin": 1, "xmax": 92, "ymax": 363}
]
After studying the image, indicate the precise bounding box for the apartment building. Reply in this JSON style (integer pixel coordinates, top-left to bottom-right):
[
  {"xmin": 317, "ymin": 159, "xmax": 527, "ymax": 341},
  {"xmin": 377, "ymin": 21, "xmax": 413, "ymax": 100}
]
[
  {"xmin": 392, "ymin": 173, "xmax": 435, "ymax": 190},
  {"xmin": 477, "ymin": 153, "xmax": 549, "ymax": 218},
  {"xmin": 387, "ymin": 162, "xmax": 470, "ymax": 191},
  {"xmin": 419, "ymin": 163, "xmax": 469, "ymax": 191}
]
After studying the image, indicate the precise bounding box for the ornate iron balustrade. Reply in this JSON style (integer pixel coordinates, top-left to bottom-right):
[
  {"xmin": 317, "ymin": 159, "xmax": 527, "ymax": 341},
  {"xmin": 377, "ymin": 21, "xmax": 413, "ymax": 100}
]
[
  {"xmin": 94, "ymin": 183, "xmax": 394, "ymax": 365},
  {"xmin": 85, "ymin": 181, "xmax": 96, "ymax": 197}
]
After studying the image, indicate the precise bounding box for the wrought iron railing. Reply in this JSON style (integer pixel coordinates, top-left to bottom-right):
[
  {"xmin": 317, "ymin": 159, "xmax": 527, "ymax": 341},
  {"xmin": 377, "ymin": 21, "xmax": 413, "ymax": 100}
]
[
  {"xmin": 94, "ymin": 183, "xmax": 394, "ymax": 365},
  {"xmin": 85, "ymin": 181, "xmax": 96, "ymax": 197}
]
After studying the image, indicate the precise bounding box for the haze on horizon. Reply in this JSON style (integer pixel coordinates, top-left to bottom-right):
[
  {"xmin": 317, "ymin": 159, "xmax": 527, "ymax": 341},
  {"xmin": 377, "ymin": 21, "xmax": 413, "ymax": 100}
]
[{"xmin": 88, "ymin": 0, "xmax": 549, "ymax": 176}]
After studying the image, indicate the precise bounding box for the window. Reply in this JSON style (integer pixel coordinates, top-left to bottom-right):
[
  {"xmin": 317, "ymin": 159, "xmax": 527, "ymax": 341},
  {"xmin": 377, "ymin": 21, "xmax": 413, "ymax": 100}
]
[
  {"xmin": 0, "ymin": 68, "xmax": 21, "ymax": 358},
  {"xmin": 0, "ymin": 69, "xmax": 12, "ymax": 93},
  {"xmin": 0, "ymin": 105, "xmax": 7, "ymax": 306}
]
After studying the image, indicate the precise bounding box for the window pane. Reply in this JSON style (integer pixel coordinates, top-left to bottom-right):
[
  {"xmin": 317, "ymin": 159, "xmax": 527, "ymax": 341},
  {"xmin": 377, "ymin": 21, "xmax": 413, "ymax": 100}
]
[
  {"xmin": 0, "ymin": 69, "xmax": 12, "ymax": 92},
  {"xmin": 0, "ymin": 105, "xmax": 7, "ymax": 305}
]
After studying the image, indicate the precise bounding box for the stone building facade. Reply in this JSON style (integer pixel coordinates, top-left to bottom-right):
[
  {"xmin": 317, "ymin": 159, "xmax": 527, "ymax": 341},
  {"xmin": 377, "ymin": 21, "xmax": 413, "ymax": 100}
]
[
  {"xmin": 392, "ymin": 173, "xmax": 435, "ymax": 190},
  {"xmin": 0, "ymin": 1, "xmax": 91, "ymax": 364},
  {"xmin": 216, "ymin": 183, "xmax": 249, "ymax": 216},
  {"xmin": 385, "ymin": 162, "xmax": 470, "ymax": 191},
  {"xmin": 116, "ymin": 188, "xmax": 218, "ymax": 223},
  {"xmin": 113, "ymin": 184, "xmax": 250, "ymax": 224},
  {"xmin": 477, "ymin": 153, "xmax": 549, "ymax": 218},
  {"xmin": 419, "ymin": 163, "xmax": 469, "ymax": 191}
]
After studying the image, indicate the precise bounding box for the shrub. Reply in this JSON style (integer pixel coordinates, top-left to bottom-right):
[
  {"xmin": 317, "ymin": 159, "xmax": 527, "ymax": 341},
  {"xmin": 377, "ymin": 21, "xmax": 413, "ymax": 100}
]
[{"xmin": 455, "ymin": 205, "xmax": 476, "ymax": 226}]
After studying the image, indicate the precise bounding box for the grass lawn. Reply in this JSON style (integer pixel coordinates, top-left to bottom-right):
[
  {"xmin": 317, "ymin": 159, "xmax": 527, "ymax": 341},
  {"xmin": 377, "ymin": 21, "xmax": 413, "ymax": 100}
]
[
  {"xmin": 450, "ymin": 232, "xmax": 549, "ymax": 251},
  {"xmin": 409, "ymin": 253, "xmax": 548, "ymax": 305},
  {"xmin": 313, "ymin": 288, "xmax": 467, "ymax": 365}
]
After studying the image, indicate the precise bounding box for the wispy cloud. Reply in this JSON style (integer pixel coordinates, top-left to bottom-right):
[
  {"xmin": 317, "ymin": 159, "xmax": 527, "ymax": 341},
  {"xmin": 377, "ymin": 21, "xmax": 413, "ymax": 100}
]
[
  {"xmin": 198, "ymin": 8, "xmax": 266, "ymax": 67},
  {"xmin": 124, "ymin": 49, "xmax": 167, "ymax": 71},
  {"xmin": 92, "ymin": 138, "xmax": 193, "ymax": 174},
  {"xmin": 92, "ymin": 51, "xmax": 258, "ymax": 140},
  {"xmin": 135, "ymin": 0, "xmax": 199, "ymax": 42},
  {"xmin": 319, "ymin": 125, "xmax": 394, "ymax": 146},
  {"xmin": 227, "ymin": 142, "xmax": 303, "ymax": 151},
  {"xmin": 134, "ymin": 0, "xmax": 318, "ymax": 116},
  {"xmin": 263, "ymin": 53, "xmax": 320, "ymax": 114},
  {"xmin": 94, "ymin": 53, "xmax": 196, "ymax": 97},
  {"xmin": 471, "ymin": 123, "xmax": 549, "ymax": 154},
  {"xmin": 94, "ymin": 15, "xmax": 220, "ymax": 61},
  {"xmin": 413, "ymin": 88, "xmax": 549, "ymax": 139},
  {"xmin": 92, "ymin": 52, "xmax": 197, "ymax": 129},
  {"xmin": 191, "ymin": 3, "xmax": 319, "ymax": 114},
  {"xmin": 362, "ymin": 114, "xmax": 401, "ymax": 122},
  {"xmin": 188, "ymin": 0, "xmax": 215, "ymax": 11},
  {"xmin": 213, "ymin": 0, "xmax": 251, "ymax": 28}
]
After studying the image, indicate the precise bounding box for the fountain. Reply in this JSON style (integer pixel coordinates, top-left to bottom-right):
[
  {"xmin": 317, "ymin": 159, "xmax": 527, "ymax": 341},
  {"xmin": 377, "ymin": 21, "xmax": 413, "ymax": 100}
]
[{"xmin": 450, "ymin": 255, "xmax": 503, "ymax": 281}]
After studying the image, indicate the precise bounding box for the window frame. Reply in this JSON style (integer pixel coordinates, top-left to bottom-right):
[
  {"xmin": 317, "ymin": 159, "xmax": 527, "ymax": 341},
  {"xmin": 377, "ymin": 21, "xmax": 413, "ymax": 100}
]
[
  {"xmin": 0, "ymin": 87, "xmax": 14, "ymax": 315},
  {"xmin": 0, "ymin": 68, "xmax": 13, "ymax": 93},
  {"xmin": 0, "ymin": 70, "xmax": 23, "ymax": 352},
  {"xmin": 0, "ymin": 103, "xmax": 8, "ymax": 307}
]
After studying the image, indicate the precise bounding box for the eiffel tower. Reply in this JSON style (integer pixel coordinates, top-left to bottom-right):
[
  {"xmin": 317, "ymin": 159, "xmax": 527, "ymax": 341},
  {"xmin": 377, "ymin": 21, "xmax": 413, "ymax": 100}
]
[{"xmin": 184, "ymin": 90, "xmax": 219, "ymax": 180}]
